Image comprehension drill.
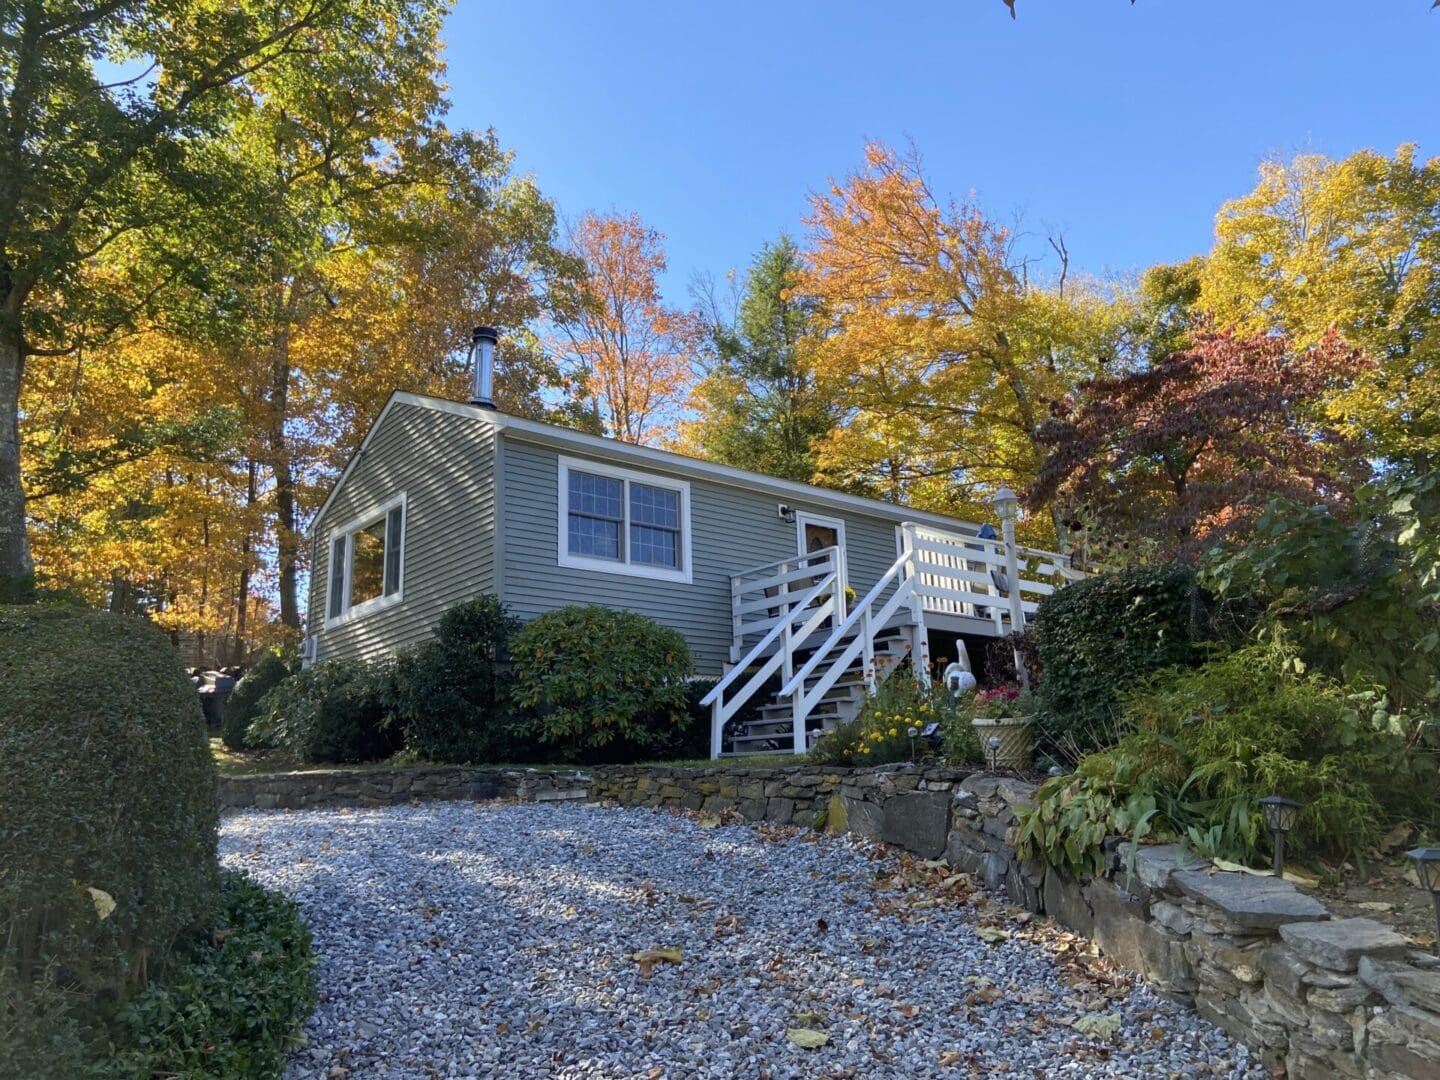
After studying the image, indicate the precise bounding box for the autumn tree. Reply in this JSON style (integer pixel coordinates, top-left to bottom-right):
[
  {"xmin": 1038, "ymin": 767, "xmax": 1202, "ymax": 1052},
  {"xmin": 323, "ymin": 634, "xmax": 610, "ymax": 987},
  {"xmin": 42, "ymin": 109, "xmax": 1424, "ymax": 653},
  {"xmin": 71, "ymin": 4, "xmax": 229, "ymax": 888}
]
[
  {"xmin": 1200, "ymin": 146, "xmax": 1440, "ymax": 473},
  {"xmin": 1028, "ymin": 328, "xmax": 1370, "ymax": 556},
  {"xmin": 682, "ymin": 236, "xmax": 836, "ymax": 480},
  {"xmin": 552, "ymin": 212, "xmax": 696, "ymax": 445},
  {"xmin": 795, "ymin": 143, "xmax": 1137, "ymax": 541},
  {"xmin": 0, "ymin": 0, "xmax": 445, "ymax": 593}
]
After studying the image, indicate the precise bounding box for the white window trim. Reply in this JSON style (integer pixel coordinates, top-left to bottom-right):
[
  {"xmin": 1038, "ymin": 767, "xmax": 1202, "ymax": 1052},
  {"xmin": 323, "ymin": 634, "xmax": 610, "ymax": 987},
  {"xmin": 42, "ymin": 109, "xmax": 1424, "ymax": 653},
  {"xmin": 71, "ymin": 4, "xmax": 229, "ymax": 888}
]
[
  {"xmin": 324, "ymin": 492, "xmax": 407, "ymax": 629},
  {"xmin": 557, "ymin": 456, "xmax": 692, "ymax": 584}
]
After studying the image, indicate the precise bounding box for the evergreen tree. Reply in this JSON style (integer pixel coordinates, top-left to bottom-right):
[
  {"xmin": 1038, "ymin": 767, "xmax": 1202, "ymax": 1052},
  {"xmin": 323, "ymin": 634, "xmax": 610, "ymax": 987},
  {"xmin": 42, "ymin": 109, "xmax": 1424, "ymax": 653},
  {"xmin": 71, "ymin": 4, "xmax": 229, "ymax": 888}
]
[{"xmin": 684, "ymin": 236, "xmax": 836, "ymax": 482}]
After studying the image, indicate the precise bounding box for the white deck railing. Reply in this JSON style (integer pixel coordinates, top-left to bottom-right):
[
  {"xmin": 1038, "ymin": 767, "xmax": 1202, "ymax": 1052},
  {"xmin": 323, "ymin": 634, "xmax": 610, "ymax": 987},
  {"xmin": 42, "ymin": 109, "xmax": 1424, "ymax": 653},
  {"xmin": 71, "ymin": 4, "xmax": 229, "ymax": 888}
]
[
  {"xmin": 709, "ymin": 527, "xmax": 1093, "ymax": 757},
  {"xmin": 702, "ymin": 548, "xmax": 845, "ymax": 756}
]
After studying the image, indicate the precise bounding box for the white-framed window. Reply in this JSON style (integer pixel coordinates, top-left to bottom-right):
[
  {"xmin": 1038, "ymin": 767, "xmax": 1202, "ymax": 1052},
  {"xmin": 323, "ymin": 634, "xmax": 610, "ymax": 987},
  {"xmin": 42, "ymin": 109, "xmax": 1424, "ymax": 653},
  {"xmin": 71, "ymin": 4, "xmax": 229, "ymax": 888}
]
[
  {"xmin": 557, "ymin": 456, "xmax": 692, "ymax": 583},
  {"xmin": 325, "ymin": 493, "xmax": 407, "ymax": 627}
]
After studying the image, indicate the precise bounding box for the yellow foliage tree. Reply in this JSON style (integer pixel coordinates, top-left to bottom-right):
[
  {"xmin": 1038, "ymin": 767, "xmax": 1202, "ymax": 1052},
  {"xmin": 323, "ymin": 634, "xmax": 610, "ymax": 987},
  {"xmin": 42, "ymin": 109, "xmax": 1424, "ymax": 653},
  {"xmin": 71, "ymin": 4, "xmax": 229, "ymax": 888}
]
[
  {"xmin": 796, "ymin": 143, "xmax": 1137, "ymax": 544},
  {"xmin": 1200, "ymin": 146, "xmax": 1440, "ymax": 471}
]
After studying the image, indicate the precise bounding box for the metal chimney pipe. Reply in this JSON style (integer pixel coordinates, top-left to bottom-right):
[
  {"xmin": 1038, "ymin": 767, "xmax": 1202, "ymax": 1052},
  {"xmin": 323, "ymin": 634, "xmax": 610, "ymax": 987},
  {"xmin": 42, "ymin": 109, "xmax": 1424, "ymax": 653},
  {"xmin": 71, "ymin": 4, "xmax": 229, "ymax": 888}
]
[{"xmin": 469, "ymin": 326, "xmax": 498, "ymax": 408}]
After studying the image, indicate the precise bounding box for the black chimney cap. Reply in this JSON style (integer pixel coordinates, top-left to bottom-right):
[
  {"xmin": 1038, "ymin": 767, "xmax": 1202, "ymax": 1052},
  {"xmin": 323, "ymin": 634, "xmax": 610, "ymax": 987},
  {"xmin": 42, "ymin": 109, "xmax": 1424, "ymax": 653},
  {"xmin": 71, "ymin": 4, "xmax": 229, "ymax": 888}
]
[{"xmin": 473, "ymin": 326, "xmax": 499, "ymax": 343}]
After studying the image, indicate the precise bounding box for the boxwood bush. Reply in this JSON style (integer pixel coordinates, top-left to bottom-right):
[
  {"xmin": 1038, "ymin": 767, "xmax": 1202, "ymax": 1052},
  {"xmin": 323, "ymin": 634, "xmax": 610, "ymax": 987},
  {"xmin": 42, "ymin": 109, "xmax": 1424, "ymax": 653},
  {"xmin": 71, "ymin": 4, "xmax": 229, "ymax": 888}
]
[
  {"xmin": 512, "ymin": 606, "xmax": 693, "ymax": 757},
  {"xmin": 221, "ymin": 653, "xmax": 291, "ymax": 750},
  {"xmin": 0, "ymin": 607, "xmax": 219, "ymax": 1001},
  {"xmin": 391, "ymin": 595, "xmax": 524, "ymax": 763},
  {"xmin": 250, "ymin": 657, "xmax": 400, "ymax": 764},
  {"xmin": 1033, "ymin": 563, "xmax": 1210, "ymax": 760}
]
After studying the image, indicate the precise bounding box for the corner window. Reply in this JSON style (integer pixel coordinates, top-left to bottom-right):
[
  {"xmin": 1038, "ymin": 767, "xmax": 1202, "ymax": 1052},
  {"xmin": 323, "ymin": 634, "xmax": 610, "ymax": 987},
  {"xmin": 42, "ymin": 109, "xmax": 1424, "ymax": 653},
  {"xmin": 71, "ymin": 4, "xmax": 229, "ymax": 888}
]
[
  {"xmin": 326, "ymin": 494, "xmax": 406, "ymax": 626},
  {"xmin": 558, "ymin": 457, "xmax": 691, "ymax": 583}
]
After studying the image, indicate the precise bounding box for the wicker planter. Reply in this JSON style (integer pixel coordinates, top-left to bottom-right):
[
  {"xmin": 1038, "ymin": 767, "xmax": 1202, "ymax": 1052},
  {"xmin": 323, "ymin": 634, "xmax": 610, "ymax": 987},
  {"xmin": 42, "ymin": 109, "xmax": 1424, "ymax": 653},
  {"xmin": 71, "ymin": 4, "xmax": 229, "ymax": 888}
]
[{"xmin": 971, "ymin": 714, "xmax": 1033, "ymax": 771}]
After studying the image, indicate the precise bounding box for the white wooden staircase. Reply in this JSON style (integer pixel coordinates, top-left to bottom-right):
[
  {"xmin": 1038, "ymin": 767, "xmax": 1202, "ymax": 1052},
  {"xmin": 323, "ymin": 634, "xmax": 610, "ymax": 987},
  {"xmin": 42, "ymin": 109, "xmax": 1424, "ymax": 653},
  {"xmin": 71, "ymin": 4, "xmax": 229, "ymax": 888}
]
[{"xmin": 703, "ymin": 522, "xmax": 1092, "ymax": 757}]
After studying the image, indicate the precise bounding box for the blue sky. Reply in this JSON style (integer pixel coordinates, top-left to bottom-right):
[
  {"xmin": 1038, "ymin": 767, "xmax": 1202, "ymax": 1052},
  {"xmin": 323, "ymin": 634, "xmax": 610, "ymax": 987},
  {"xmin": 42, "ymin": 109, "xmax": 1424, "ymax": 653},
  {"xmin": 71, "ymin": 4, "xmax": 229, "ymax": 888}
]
[{"xmin": 442, "ymin": 1, "xmax": 1439, "ymax": 302}]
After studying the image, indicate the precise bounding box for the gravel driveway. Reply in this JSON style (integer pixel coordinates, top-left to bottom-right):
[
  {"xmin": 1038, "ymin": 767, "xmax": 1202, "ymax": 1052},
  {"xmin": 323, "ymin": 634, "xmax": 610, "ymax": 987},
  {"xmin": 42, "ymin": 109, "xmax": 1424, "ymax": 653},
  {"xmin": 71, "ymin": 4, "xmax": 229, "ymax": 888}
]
[{"xmin": 220, "ymin": 801, "xmax": 1263, "ymax": 1079}]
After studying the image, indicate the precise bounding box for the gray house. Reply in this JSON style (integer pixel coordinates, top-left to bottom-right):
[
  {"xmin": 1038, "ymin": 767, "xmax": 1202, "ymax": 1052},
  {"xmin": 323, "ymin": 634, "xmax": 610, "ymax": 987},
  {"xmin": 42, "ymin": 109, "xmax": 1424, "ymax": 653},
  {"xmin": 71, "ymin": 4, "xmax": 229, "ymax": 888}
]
[{"xmin": 306, "ymin": 335, "xmax": 1082, "ymax": 756}]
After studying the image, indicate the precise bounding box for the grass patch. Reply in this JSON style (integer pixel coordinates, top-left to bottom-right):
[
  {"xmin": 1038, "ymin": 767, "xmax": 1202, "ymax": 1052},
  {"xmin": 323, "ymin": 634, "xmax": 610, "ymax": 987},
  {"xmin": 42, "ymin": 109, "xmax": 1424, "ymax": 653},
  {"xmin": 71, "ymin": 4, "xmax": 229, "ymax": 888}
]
[{"xmin": 211, "ymin": 740, "xmax": 813, "ymax": 777}]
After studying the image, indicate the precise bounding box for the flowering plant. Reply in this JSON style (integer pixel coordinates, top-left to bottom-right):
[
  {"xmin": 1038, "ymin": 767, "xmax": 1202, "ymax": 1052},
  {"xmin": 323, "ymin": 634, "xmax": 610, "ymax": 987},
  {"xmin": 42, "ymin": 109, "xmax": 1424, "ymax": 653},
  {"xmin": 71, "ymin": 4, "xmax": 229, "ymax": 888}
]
[
  {"xmin": 810, "ymin": 678, "xmax": 957, "ymax": 766},
  {"xmin": 970, "ymin": 685, "xmax": 1033, "ymax": 720}
]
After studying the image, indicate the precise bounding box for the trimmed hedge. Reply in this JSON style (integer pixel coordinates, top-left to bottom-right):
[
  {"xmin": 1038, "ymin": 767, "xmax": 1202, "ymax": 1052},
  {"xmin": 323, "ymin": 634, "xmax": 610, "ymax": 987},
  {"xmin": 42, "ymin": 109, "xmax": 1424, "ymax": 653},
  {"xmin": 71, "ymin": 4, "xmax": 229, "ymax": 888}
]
[
  {"xmin": 250, "ymin": 658, "xmax": 400, "ymax": 764},
  {"xmin": 0, "ymin": 607, "xmax": 219, "ymax": 1000},
  {"xmin": 512, "ymin": 605, "xmax": 693, "ymax": 757},
  {"xmin": 391, "ymin": 595, "xmax": 522, "ymax": 763},
  {"xmin": 1033, "ymin": 564, "xmax": 1210, "ymax": 759},
  {"xmin": 221, "ymin": 653, "xmax": 291, "ymax": 750}
]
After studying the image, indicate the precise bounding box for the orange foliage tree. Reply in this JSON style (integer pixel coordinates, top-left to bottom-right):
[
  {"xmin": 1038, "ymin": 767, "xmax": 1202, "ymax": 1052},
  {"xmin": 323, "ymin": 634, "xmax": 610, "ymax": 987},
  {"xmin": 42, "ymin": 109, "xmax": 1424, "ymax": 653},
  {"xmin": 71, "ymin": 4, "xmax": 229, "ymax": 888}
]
[
  {"xmin": 795, "ymin": 143, "xmax": 1135, "ymax": 542},
  {"xmin": 553, "ymin": 212, "xmax": 697, "ymax": 445}
]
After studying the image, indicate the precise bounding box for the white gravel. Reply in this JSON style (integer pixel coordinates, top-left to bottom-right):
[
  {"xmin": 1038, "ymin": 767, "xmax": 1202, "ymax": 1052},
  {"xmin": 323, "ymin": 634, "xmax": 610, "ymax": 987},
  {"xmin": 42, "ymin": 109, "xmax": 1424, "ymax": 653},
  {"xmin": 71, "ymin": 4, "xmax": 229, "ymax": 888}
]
[{"xmin": 220, "ymin": 801, "xmax": 1265, "ymax": 1079}]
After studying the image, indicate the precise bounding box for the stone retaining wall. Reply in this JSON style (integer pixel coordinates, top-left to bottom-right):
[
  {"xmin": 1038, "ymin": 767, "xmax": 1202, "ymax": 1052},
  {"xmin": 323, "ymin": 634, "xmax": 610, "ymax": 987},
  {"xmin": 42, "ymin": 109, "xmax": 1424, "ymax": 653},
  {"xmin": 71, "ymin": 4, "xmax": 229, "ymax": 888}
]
[{"xmin": 219, "ymin": 764, "xmax": 1438, "ymax": 1078}]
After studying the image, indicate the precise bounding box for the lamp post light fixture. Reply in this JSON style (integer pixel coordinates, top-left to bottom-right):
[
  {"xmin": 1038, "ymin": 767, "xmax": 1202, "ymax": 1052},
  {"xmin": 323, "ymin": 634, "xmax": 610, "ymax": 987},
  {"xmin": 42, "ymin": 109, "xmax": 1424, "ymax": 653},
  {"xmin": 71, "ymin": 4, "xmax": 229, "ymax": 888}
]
[
  {"xmin": 1407, "ymin": 847, "xmax": 1440, "ymax": 956},
  {"xmin": 1258, "ymin": 795, "xmax": 1303, "ymax": 878},
  {"xmin": 907, "ymin": 725, "xmax": 920, "ymax": 762},
  {"xmin": 986, "ymin": 734, "xmax": 1001, "ymax": 772}
]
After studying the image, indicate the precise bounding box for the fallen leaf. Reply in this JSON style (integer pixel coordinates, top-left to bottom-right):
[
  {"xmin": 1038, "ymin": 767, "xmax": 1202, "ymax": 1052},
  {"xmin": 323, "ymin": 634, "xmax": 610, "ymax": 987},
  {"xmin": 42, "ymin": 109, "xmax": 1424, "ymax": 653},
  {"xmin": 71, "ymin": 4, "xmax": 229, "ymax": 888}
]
[
  {"xmin": 975, "ymin": 927, "xmax": 1011, "ymax": 944},
  {"xmin": 630, "ymin": 947, "xmax": 683, "ymax": 977},
  {"xmin": 786, "ymin": 1027, "xmax": 829, "ymax": 1049},
  {"xmin": 895, "ymin": 1003, "xmax": 920, "ymax": 1019},
  {"xmin": 87, "ymin": 887, "xmax": 115, "ymax": 921},
  {"xmin": 793, "ymin": 1011, "xmax": 824, "ymax": 1025}
]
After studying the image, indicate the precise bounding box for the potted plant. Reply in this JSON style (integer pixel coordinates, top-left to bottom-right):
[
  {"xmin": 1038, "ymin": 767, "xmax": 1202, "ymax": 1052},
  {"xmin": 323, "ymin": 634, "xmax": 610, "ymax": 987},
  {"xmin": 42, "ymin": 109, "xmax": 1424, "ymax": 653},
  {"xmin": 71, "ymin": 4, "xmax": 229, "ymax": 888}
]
[{"xmin": 969, "ymin": 685, "xmax": 1034, "ymax": 771}]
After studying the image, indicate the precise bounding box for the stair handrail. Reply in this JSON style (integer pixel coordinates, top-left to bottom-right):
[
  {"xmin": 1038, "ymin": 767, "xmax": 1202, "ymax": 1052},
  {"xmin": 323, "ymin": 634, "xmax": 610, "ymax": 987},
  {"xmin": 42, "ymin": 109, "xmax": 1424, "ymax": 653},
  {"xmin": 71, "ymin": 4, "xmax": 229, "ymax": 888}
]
[
  {"xmin": 703, "ymin": 569, "xmax": 839, "ymax": 757},
  {"xmin": 777, "ymin": 547, "xmax": 912, "ymax": 702},
  {"xmin": 702, "ymin": 570, "xmax": 836, "ymax": 709}
]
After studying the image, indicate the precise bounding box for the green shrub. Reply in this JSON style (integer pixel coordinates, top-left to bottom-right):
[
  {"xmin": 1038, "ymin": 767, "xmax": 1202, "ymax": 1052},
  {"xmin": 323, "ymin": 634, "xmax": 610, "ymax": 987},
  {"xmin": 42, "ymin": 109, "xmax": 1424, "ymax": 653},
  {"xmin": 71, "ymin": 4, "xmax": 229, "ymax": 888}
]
[
  {"xmin": 1203, "ymin": 472, "xmax": 1440, "ymax": 721},
  {"xmin": 812, "ymin": 677, "xmax": 954, "ymax": 766},
  {"xmin": 100, "ymin": 870, "xmax": 315, "ymax": 1079},
  {"xmin": 391, "ymin": 595, "xmax": 523, "ymax": 764},
  {"xmin": 511, "ymin": 606, "xmax": 692, "ymax": 757},
  {"xmin": 0, "ymin": 608, "xmax": 219, "ymax": 1002},
  {"xmin": 1017, "ymin": 645, "xmax": 1437, "ymax": 877},
  {"xmin": 1033, "ymin": 563, "xmax": 1210, "ymax": 760},
  {"xmin": 250, "ymin": 658, "xmax": 400, "ymax": 764},
  {"xmin": 2, "ymin": 871, "xmax": 316, "ymax": 1079},
  {"xmin": 221, "ymin": 654, "xmax": 291, "ymax": 750}
]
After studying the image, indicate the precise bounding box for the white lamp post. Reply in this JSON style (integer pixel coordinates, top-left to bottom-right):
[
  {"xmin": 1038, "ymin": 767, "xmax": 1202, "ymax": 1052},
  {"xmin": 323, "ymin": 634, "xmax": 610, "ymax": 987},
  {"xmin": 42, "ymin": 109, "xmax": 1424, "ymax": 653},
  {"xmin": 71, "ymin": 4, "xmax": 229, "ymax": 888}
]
[{"xmin": 989, "ymin": 485, "xmax": 1029, "ymax": 690}]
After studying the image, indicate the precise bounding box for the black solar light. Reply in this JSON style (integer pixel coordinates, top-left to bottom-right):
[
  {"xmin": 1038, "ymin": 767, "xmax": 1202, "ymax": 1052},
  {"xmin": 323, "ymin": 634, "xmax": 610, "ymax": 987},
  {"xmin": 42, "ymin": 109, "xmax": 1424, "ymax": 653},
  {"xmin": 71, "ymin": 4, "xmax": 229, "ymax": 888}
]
[
  {"xmin": 986, "ymin": 734, "xmax": 1001, "ymax": 772},
  {"xmin": 1258, "ymin": 796, "xmax": 1302, "ymax": 878},
  {"xmin": 1407, "ymin": 847, "xmax": 1440, "ymax": 956}
]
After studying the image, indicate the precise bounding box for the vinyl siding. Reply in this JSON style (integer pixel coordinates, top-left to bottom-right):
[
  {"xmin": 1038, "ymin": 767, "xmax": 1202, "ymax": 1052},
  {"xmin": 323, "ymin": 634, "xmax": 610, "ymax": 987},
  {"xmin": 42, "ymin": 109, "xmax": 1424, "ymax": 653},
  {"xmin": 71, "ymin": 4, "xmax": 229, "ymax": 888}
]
[
  {"xmin": 499, "ymin": 434, "xmax": 904, "ymax": 675},
  {"xmin": 308, "ymin": 403, "xmax": 497, "ymax": 662}
]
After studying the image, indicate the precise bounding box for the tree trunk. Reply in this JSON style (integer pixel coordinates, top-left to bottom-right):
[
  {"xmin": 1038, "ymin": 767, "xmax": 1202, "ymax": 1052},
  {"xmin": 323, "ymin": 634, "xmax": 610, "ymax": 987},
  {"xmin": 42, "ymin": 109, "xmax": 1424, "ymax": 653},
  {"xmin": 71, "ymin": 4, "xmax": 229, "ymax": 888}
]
[
  {"xmin": 232, "ymin": 459, "xmax": 258, "ymax": 662},
  {"xmin": 0, "ymin": 316, "xmax": 33, "ymax": 591},
  {"xmin": 267, "ymin": 318, "xmax": 301, "ymax": 631}
]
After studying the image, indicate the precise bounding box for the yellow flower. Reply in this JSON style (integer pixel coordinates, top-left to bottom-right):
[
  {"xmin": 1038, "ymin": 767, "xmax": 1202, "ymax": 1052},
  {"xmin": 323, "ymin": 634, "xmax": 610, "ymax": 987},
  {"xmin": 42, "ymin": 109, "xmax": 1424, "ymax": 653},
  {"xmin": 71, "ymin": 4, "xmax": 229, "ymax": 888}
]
[
  {"xmin": 871, "ymin": 732, "xmax": 883, "ymax": 742},
  {"xmin": 887, "ymin": 727, "xmax": 898, "ymax": 737},
  {"xmin": 860, "ymin": 744, "xmax": 871, "ymax": 754}
]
